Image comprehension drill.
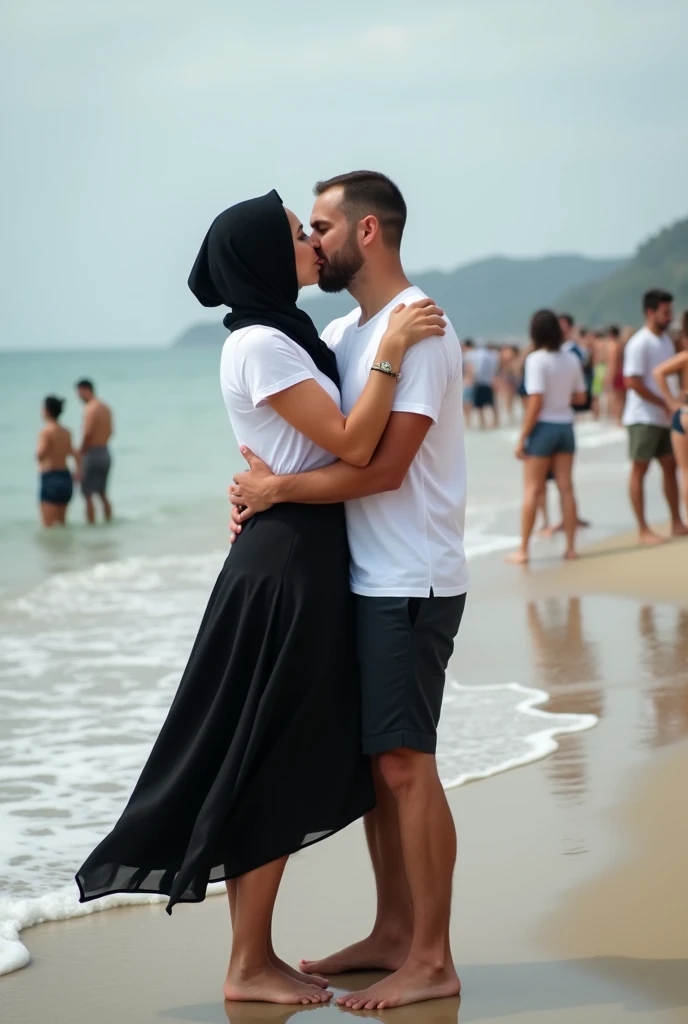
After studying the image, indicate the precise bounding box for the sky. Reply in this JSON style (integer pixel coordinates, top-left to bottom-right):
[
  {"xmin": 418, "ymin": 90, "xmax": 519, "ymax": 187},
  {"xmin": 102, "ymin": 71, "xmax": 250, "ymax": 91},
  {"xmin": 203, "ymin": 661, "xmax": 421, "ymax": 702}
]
[{"xmin": 2, "ymin": 0, "xmax": 688, "ymax": 350}]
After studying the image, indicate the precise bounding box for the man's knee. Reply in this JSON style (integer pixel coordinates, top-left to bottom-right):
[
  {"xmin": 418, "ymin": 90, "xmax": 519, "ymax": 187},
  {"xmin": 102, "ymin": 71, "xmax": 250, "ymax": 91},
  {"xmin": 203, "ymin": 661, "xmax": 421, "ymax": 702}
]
[{"xmin": 376, "ymin": 748, "xmax": 428, "ymax": 794}]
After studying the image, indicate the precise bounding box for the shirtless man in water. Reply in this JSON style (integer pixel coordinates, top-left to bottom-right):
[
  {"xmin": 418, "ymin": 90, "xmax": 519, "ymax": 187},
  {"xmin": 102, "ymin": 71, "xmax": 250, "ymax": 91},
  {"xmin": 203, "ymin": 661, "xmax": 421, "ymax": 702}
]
[
  {"xmin": 37, "ymin": 395, "xmax": 77, "ymax": 527},
  {"xmin": 75, "ymin": 379, "xmax": 114, "ymax": 524}
]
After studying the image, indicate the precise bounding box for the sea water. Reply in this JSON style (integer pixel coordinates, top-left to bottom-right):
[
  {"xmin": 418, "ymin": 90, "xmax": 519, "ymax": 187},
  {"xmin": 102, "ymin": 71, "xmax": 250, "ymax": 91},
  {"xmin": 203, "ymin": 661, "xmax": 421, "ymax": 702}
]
[{"xmin": 0, "ymin": 347, "xmax": 636, "ymax": 975}]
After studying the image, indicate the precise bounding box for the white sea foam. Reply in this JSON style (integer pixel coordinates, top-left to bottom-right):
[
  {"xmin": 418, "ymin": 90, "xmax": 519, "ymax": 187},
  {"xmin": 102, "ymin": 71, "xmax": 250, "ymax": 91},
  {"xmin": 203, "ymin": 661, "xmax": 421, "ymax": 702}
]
[{"xmin": 0, "ymin": 548, "xmax": 595, "ymax": 977}]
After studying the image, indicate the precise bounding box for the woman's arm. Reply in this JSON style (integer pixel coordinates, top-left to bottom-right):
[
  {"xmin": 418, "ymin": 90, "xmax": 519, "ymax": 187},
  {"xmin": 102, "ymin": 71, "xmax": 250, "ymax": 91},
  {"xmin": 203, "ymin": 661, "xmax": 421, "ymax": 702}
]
[
  {"xmin": 267, "ymin": 299, "xmax": 445, "ymax": 467},
  {"xmin": 652, "ymin": 351, "xmax": 688, "ymax": 411},
  {"xmin": 515, "ymin": 394, "xmax": 544, "ymax": 458}
]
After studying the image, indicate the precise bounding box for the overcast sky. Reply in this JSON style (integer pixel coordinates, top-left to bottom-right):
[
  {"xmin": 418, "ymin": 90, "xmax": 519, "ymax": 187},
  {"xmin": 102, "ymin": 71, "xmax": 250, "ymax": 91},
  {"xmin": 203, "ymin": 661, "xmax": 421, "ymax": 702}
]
[{"xmin": 2, "ymin": 0, "xmax": 687, "ymax": 349}]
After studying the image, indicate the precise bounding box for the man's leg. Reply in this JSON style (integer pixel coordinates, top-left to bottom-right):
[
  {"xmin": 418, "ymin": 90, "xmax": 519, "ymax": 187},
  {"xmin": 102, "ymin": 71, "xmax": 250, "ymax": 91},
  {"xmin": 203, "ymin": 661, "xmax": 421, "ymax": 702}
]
[
  {"xmin": 658, "ymin": 453, "xmax": 688, "ymax": 536},
  {"xmin": 84, "ymin": 494, "xmax": 96, "ymax": 524},
  {"xmin": 339, "ymin": 748, "xmax": 460, "ymax": 1010},
  {"xmin": 300, "ymin": 757, "xmax": 413, "ymax": 976},
  {"xmin": 99, "ymin": 492, "xmax": 113, "ymax": 522},
  {"xmin": 339, "ymin": 594, "xmax": 465, "ymax": 1010}
]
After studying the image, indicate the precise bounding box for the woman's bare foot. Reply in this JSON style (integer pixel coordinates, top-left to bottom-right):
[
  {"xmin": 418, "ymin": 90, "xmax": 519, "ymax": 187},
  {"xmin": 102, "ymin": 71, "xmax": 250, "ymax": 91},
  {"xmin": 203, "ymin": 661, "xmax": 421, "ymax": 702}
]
[
  {"xmin": 300, "ymin": 933, "xmax": 409, "ymax": 976},
  {"xmin": 505, "ymin": 550, "xmax": 529, "ymax": 564},
  {"xmin": 564, "ymin": 549, "xmax": 579, "ymax": 561},
  {"xmin": 671, "ymin": 522, "xmax": 688, "ymax": 537},
  {"xmin": 271, "ymin": 954, "xmax": 328, "ymax": 989},
  {"xmin": 337, "ymin": 959, "xmax": 461, "ymax": 1010},
  {"xmin": 224, "ymin": 963, "xmax": 332, "ymax": 1005},
  {"xmin": 638, "ymin": 529, "xmax": 667, "ymax": 546},
  {"xmin": 537, "ymin": 525, "xmax": 555, "ymax": 538}
]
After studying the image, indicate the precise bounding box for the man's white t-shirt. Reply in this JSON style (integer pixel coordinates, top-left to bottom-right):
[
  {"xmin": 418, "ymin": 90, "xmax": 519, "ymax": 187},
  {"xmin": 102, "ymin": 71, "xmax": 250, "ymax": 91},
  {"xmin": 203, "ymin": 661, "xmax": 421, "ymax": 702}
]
[
  {"xmin": 622, "ymin": 327, "xmax": 674, "ymax": 428},
  {"xmin": 524, "ymin": 349, "xmax": 586, "ymax": 424},
  {"xmin": 219, "ymin": 326, "xmax": 338, "ymax": 476},
  {"xmin": 464, "ymin": 347, "xmax": 495, "ymax": 385},
  {"xmin": 323, "ymin": 286, "xmax": 468, "ymax": 599}
]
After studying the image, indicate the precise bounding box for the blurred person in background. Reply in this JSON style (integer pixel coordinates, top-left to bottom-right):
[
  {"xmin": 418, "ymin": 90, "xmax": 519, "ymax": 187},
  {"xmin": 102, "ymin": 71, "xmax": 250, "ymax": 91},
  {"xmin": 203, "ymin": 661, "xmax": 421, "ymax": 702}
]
[
  {"xmin": 36, "ymin": 396, "xmax": 76, "ymax": 527},
  {"xmin": 652, "ymin": 309, "xmax": 688, "ymax": 521},
  {"xmin": 496, "ymin": 344, "xmax": 520, "ymax": 426},
  {"xmin": 462, "ymin": 339, "xmax": 476, "ymax": 423},
  {"xmin": 507, "ymin": 309, "xmax": 587, "ymax": 563},
  {"xmin": 75, "ymin": 379, "xmax": 114, "ymax": 524},
  {"xmin": 623, "ymin": 289, "xmax": 687, "ymax": 544},
  {"xmin": 605, "ymin": 325, "xmax": 626, "ymax": 425},
  {"xmin": 464, "ymin": 342, "xmax": 498, "ymax": 429}
]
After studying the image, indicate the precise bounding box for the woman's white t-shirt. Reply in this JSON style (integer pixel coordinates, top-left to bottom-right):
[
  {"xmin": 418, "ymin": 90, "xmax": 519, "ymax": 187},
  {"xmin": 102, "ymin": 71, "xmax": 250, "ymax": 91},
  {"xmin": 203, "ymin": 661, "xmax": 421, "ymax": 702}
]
[
  {"xmin": 220, "ymin": 326, "xmax": 339, "ymax": 477},
  {"xmin": 524, "ymin": 348, "xmax": 586, "ymax": 424}
]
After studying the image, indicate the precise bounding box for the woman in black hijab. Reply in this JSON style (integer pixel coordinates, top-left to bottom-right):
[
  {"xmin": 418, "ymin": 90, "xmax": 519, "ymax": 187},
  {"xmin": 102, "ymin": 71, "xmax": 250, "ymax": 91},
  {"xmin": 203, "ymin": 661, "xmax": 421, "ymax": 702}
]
[{"xmin": 76, "ymin": 191, "xmax": 444, "ymax": 1006}]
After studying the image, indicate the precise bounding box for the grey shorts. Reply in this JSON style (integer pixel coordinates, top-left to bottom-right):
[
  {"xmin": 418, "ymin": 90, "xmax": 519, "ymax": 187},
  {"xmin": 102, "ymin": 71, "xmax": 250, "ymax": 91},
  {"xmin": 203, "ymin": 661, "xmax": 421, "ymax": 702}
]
[
  {"xmin": 355, "ymin": 591, "xmax": 467, "ymax": 756},
  {"xmin": 81, "ymin": 446, "xmax": 111, "ymax": 496},
  {"xmin": 526, "ymin": 421, "xmax": 575, "ymax": 457}
]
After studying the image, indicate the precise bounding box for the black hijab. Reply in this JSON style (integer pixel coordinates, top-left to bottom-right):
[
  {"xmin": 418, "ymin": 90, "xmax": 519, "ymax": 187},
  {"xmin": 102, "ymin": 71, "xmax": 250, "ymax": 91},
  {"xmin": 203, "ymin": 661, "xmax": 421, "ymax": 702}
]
[{"xmin": 188, "ymin": 190, "xmax": 340, "ymax": 389}]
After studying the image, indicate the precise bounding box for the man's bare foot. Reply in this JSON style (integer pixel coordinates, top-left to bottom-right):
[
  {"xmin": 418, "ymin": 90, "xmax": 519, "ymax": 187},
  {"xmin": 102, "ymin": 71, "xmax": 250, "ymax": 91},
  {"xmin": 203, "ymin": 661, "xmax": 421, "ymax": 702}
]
[
  {"xmin": 671, "ymin": 522, "xmax": 688, "ymax": 537},
  {"xmin": 299, "ymin": 933, "xmax": 409, "ymax": 976},
  {"xmin": 577, "ymin": 518, "xmax": 591, "ymax": 528},
  {"xmin": 638, "ymin": 529, "xmax": 667, "ymax": 546},
  {"xmin": 271, "ymin": 954, "xmax": 328, "ymax": 989},
  {"xmin": 505, "ymin": 550, "xmax": 529, "ymax": 564},
  {"xmin": 564, "ymin": 549, "xmax": 579, "ymax": 561},
  {"xmin": 337, "ymin": 959, "xmax": 461, "ymax": 1010},
  {"xmin": 224, "ymin": 963, "xmax": 332, "ymax": 1005}
]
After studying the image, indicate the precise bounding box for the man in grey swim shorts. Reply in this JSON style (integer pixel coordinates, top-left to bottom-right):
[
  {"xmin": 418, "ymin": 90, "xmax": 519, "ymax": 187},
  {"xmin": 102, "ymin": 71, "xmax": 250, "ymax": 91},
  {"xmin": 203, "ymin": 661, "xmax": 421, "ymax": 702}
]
[{"xmin": 75, "ymin": 379, "xmax": 114, "ymax": 524}]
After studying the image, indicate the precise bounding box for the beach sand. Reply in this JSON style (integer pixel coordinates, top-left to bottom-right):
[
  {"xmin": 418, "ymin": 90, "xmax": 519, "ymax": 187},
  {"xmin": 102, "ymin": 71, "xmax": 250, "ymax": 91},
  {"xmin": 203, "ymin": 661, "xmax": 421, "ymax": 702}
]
[{"xmin": 2, "ymin": 534, "xmax": 688, "ymax": 1024}]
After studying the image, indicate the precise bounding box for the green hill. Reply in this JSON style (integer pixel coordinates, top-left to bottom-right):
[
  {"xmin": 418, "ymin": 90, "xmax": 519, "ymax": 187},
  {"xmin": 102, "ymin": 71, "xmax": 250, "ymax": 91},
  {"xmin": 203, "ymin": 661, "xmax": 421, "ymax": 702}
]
[
  {"xmin": 558, "ymin": 217, "xmax": 688, "ymax": 326},
  {"xmin": 299, "ymin": 255, "xmax": 624, "ymax": 336}
]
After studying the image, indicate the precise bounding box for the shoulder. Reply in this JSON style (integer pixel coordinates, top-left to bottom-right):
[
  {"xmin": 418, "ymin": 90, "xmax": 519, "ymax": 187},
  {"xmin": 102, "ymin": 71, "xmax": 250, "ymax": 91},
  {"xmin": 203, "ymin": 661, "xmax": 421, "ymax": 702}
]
[
  {"xmin": 322, "ymin": 308, "xmax": 361, "ymax": 349},
  {"xmin": 227, "ymin": 325, "xmax": 306, "ymax": 363}
]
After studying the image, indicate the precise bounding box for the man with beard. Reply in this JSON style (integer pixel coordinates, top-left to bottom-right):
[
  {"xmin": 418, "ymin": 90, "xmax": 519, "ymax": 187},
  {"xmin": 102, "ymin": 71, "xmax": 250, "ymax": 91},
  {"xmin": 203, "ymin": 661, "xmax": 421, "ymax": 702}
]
[{"xmin": 229, "ymin": 171, "xmax": 468, "ymax": 1010}]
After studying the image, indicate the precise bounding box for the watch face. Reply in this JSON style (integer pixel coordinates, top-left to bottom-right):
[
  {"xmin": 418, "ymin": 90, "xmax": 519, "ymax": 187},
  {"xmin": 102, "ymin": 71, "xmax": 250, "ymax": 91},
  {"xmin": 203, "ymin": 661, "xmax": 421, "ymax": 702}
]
[{"xmin": 380, "ymin": 361, "xmax": 393, "ymax": 372}]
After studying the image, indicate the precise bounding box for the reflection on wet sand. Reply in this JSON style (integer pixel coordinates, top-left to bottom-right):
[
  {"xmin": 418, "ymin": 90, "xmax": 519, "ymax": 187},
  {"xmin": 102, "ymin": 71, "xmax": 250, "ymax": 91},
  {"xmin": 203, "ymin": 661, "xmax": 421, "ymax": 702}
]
[
  {"xmin": 638, "ymin": 605, "xmax": 688, "ymax": 750},
  {"xmin": 526, "ymin": 597, "xmax": 603, "ymax": 803}
]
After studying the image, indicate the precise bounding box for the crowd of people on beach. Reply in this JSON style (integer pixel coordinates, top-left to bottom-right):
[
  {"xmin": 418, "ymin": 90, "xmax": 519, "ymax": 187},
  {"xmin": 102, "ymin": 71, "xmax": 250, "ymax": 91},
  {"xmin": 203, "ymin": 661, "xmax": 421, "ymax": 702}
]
[
  {"xmin": 36, "ymin": 379, "xmax": 113, "ymax": 527},
  {"xmin": 461, "ymin": 295, "xmax": 688, "ymax": 563}
]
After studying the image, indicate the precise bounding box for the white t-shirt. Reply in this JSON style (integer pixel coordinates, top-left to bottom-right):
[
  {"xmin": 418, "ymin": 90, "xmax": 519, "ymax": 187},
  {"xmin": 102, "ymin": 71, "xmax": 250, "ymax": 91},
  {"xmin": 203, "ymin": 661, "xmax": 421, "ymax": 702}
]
[
  {"xmin": 323, "ymin": 285, "xmax": 468, "ymax": 598},
  {"xmin": 622, "ymin": 327, "xmax": 675, "ymax": 428},
  {"xmin": 464, "ymin": 347, "xmax": 495, "ymax": 385},
  {"xmin": 219, "ymin": 325, "xmax": 339, "ymax": 476},
  {"xmin": 524, "ymin": 349, "xmax": 586, "ymax": 424}
]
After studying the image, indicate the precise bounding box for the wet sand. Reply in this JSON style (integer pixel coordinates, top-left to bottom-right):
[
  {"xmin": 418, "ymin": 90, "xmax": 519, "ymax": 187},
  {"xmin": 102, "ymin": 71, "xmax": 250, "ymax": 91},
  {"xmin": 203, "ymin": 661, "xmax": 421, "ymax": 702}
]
[{"xmin": 2, "ymin": 533, "xmax": 688, "ymax": 1024}]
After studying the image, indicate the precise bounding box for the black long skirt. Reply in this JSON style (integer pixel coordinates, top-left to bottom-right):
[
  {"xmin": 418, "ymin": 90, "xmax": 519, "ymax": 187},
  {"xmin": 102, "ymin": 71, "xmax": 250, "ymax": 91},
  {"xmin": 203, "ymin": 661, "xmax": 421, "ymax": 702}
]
[{"xmin": 76, "ymin": 503, "xmax": 375, "ymax": 913}]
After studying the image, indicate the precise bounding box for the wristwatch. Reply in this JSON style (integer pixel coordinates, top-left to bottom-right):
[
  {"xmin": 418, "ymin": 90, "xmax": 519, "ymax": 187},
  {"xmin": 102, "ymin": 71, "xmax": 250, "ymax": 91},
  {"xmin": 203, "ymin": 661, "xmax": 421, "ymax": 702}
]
[{"xmin": 371, "ymin": 360, "xmax": 401, "ymax": 381}]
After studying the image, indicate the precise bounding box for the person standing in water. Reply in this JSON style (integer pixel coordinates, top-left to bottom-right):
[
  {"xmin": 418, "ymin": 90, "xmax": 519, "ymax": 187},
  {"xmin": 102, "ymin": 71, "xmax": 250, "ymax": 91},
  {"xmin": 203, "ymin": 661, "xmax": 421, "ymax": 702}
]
[
  {"xmin": 75, "ymin": 379, "xmax": 114, "ymax": 524},
  {"xmin": 36, "ymin": 395, "xmax": 76, "ymax": 527}
]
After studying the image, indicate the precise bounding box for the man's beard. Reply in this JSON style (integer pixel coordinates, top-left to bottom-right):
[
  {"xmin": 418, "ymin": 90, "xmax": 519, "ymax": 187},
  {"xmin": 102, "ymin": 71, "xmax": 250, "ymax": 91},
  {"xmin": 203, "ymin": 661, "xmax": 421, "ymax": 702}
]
[{"xmin": 318, "ymin": 228, "xmax": 364, "ymax": 293}]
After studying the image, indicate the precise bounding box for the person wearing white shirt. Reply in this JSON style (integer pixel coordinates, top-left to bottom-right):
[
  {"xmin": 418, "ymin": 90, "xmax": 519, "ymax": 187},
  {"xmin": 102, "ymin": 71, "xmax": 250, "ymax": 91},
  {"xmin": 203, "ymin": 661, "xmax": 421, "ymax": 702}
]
[
  {"xmin": 463, "ymin": 341, "xmax": 498, "ymax": 428},
  {"xmin": 623, "ymin": 289, "xmax": 687, "ymax": 544},
  {"xmin": 230, "ymin": 171, "xmax": 467, "ymax": 1010},
  {"xmin": 77, "ymin": 190, "xmax": 446, "ymax": 1010},
  {"xmin": 507, "ymin": 309, "xmax": 587, "ymax": 564}
]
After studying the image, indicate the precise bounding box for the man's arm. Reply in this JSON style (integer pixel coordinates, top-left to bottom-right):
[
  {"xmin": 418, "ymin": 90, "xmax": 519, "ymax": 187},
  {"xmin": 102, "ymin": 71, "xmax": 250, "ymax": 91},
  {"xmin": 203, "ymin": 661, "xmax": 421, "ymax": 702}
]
[
  {"xmin": 624, "ymin": 375, "xmax": 669, "ymax": 411},
  {"xmin": 233, "ymin": 412, "xmax": 432, "ymax": 515}
]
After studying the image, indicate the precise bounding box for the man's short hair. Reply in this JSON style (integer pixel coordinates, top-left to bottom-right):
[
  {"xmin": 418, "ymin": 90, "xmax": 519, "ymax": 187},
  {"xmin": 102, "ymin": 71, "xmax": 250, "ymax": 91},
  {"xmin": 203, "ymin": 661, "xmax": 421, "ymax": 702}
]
[
  {"xmin": 76, "ymin": 379, "xmax": 94, "ymax": 391},
  {"xmin": 313, "ymin": 170, "xmax": 407, "ymax": 249},
  {"xmin": 559, "ymin": 313, "xmax": 575, "ymax": 329},
  {"xmin": 607, "ymin": 325, "xmax": 620, "ymax": 338},
  {"xmin": 643, "ymin": 288, "xmax": 673, "ymax": 312},
  {"xmin": 463, "ymin": 338, "xmax": 475, "ymax": 348}
]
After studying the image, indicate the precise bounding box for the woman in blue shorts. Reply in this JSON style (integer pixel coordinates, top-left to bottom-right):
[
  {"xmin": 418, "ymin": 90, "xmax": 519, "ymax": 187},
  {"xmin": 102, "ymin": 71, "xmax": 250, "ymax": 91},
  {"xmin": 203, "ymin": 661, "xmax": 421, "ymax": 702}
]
[
  {"xmin": 507, "ymin": 310, "xmax": 588, "ymax": 563},
  {"xmin": 652, "ymin": 318, "xmax": 688, "ymax": 523}
]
